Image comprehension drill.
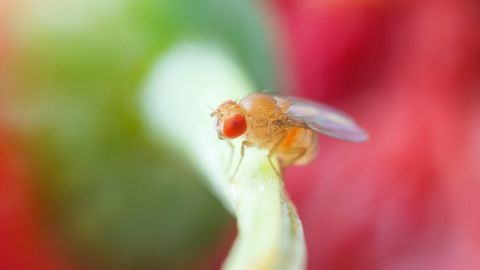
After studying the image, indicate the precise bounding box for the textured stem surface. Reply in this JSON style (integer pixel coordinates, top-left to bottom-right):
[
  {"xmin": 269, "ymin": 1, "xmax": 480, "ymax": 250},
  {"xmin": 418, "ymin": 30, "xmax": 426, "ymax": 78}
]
[{"xmin": 142, "ymin": 42, "xmax": 306, "ymax": 270}]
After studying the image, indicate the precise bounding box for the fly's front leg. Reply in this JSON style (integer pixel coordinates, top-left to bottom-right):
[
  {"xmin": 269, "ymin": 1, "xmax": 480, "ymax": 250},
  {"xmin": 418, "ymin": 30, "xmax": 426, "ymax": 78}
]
[
  {"xmin": 231, "ymin": 140, "xmax": 253, "ymax": 180},
  {"xmin": 225, "ymin": 140, "xmax": 234, "ymax": 173}
]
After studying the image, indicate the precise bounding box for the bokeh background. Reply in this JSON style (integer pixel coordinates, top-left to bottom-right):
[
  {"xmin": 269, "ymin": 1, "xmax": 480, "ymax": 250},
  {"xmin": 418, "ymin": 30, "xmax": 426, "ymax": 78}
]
[{"xmin": 2, "ymin": 0, "xmax": 480, "ymax": 269}]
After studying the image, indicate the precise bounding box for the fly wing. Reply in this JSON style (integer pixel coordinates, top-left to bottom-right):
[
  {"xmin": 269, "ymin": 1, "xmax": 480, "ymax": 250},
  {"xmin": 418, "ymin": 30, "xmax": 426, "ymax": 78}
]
[{"xmin": 284, "ymin": 97, "xmax": 369, "ymax": 142}]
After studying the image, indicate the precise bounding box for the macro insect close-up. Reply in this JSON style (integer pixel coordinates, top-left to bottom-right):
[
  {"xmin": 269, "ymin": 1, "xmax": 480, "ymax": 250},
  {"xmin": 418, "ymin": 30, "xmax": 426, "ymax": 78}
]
[
  {"xmin": 4, "ymin": 0, "xmax": 480, "ymax": 269},
  {"xmin": 211, "ymin": 92, "xmax": 368, "ymax": 176}
]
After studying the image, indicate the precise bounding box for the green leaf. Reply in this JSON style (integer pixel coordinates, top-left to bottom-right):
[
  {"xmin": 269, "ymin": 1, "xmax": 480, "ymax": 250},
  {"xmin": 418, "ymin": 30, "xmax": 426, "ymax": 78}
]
[{"xmin": 142, "ymin": 41, "xmax": 306, "ymax": 270}]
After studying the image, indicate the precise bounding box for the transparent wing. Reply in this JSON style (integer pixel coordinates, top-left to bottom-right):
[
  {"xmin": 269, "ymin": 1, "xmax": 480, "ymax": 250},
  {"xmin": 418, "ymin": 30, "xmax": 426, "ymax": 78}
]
[{"xmin": 284, "ymin": 97, "xmax": 369, "ymax": 142}]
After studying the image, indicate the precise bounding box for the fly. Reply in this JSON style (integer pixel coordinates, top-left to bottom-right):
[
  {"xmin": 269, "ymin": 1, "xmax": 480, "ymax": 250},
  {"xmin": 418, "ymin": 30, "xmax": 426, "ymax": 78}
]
[{"xmin": 210, "ymin": 92, "xmax": 368, "ymax": 177}]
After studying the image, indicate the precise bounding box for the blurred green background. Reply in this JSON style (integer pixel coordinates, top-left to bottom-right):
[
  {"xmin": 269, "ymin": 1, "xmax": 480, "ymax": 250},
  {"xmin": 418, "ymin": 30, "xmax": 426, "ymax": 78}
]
[{"xmin": 6, "ymin": 0, "xmax": 276, "ymax": 269}]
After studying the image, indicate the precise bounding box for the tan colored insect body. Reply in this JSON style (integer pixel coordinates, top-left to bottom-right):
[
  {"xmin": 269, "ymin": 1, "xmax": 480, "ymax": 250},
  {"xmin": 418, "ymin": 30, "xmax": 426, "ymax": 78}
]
[{"xmin": 211, "ymin": 92, "xmax": 367, "ymax": 175}]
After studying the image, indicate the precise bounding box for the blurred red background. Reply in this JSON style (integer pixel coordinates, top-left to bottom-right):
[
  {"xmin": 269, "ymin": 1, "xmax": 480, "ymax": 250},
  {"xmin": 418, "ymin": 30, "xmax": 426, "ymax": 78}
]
[
  {"xmin": 1, "ymin": 2, "xmax": 66, "ymax": 269},
  {"xmin": 275, "ymin": 0, "xmax": 480, "ymax": 269}
]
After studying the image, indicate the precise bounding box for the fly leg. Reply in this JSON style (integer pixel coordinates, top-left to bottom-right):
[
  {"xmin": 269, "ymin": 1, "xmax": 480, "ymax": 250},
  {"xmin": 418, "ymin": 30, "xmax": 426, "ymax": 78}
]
[
  {"xmin": 231, "ymin": 140, "xmax": 253, "ymax": 180},
  {"xmin": 282, "ymin": 128, "xmax": 317, "ymax": 166},
  {"xmin": 280, "ymin": 147, "xmax": 307, "ymax": 167},
  {"xmin": 267, "ymin": 134, "xmax": 287, "ymax": 177},
  {"xmin": 225, "ymin": 140, "xmax": 234, "ymax": 173}
]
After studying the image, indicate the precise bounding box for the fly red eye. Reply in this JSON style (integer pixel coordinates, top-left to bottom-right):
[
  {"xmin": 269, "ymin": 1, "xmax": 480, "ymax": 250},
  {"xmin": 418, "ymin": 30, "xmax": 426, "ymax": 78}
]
[{"xmin": 223, "ymin": 114, "xmax": 247, "ymax": 139}]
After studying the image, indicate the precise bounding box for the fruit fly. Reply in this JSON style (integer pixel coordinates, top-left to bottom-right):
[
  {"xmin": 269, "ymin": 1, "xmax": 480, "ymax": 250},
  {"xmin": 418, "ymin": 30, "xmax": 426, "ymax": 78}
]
[{"xmin": 210, "ymin": 92, "xmax": 368, "ymax": 176}]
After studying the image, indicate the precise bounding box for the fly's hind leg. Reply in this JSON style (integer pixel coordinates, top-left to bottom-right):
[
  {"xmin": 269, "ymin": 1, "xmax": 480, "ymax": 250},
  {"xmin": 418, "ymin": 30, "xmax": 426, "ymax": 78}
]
[
  {"xmin": 280, "ymin": 129, "xmax": 312, "ymax": 167},
  {"xmin": 230, "ymin": 140, "xmax": 253, "ymax": 180},
  {"xmin": 280, "ymin": 147, "xmax": 307, "ymax": 167}
]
